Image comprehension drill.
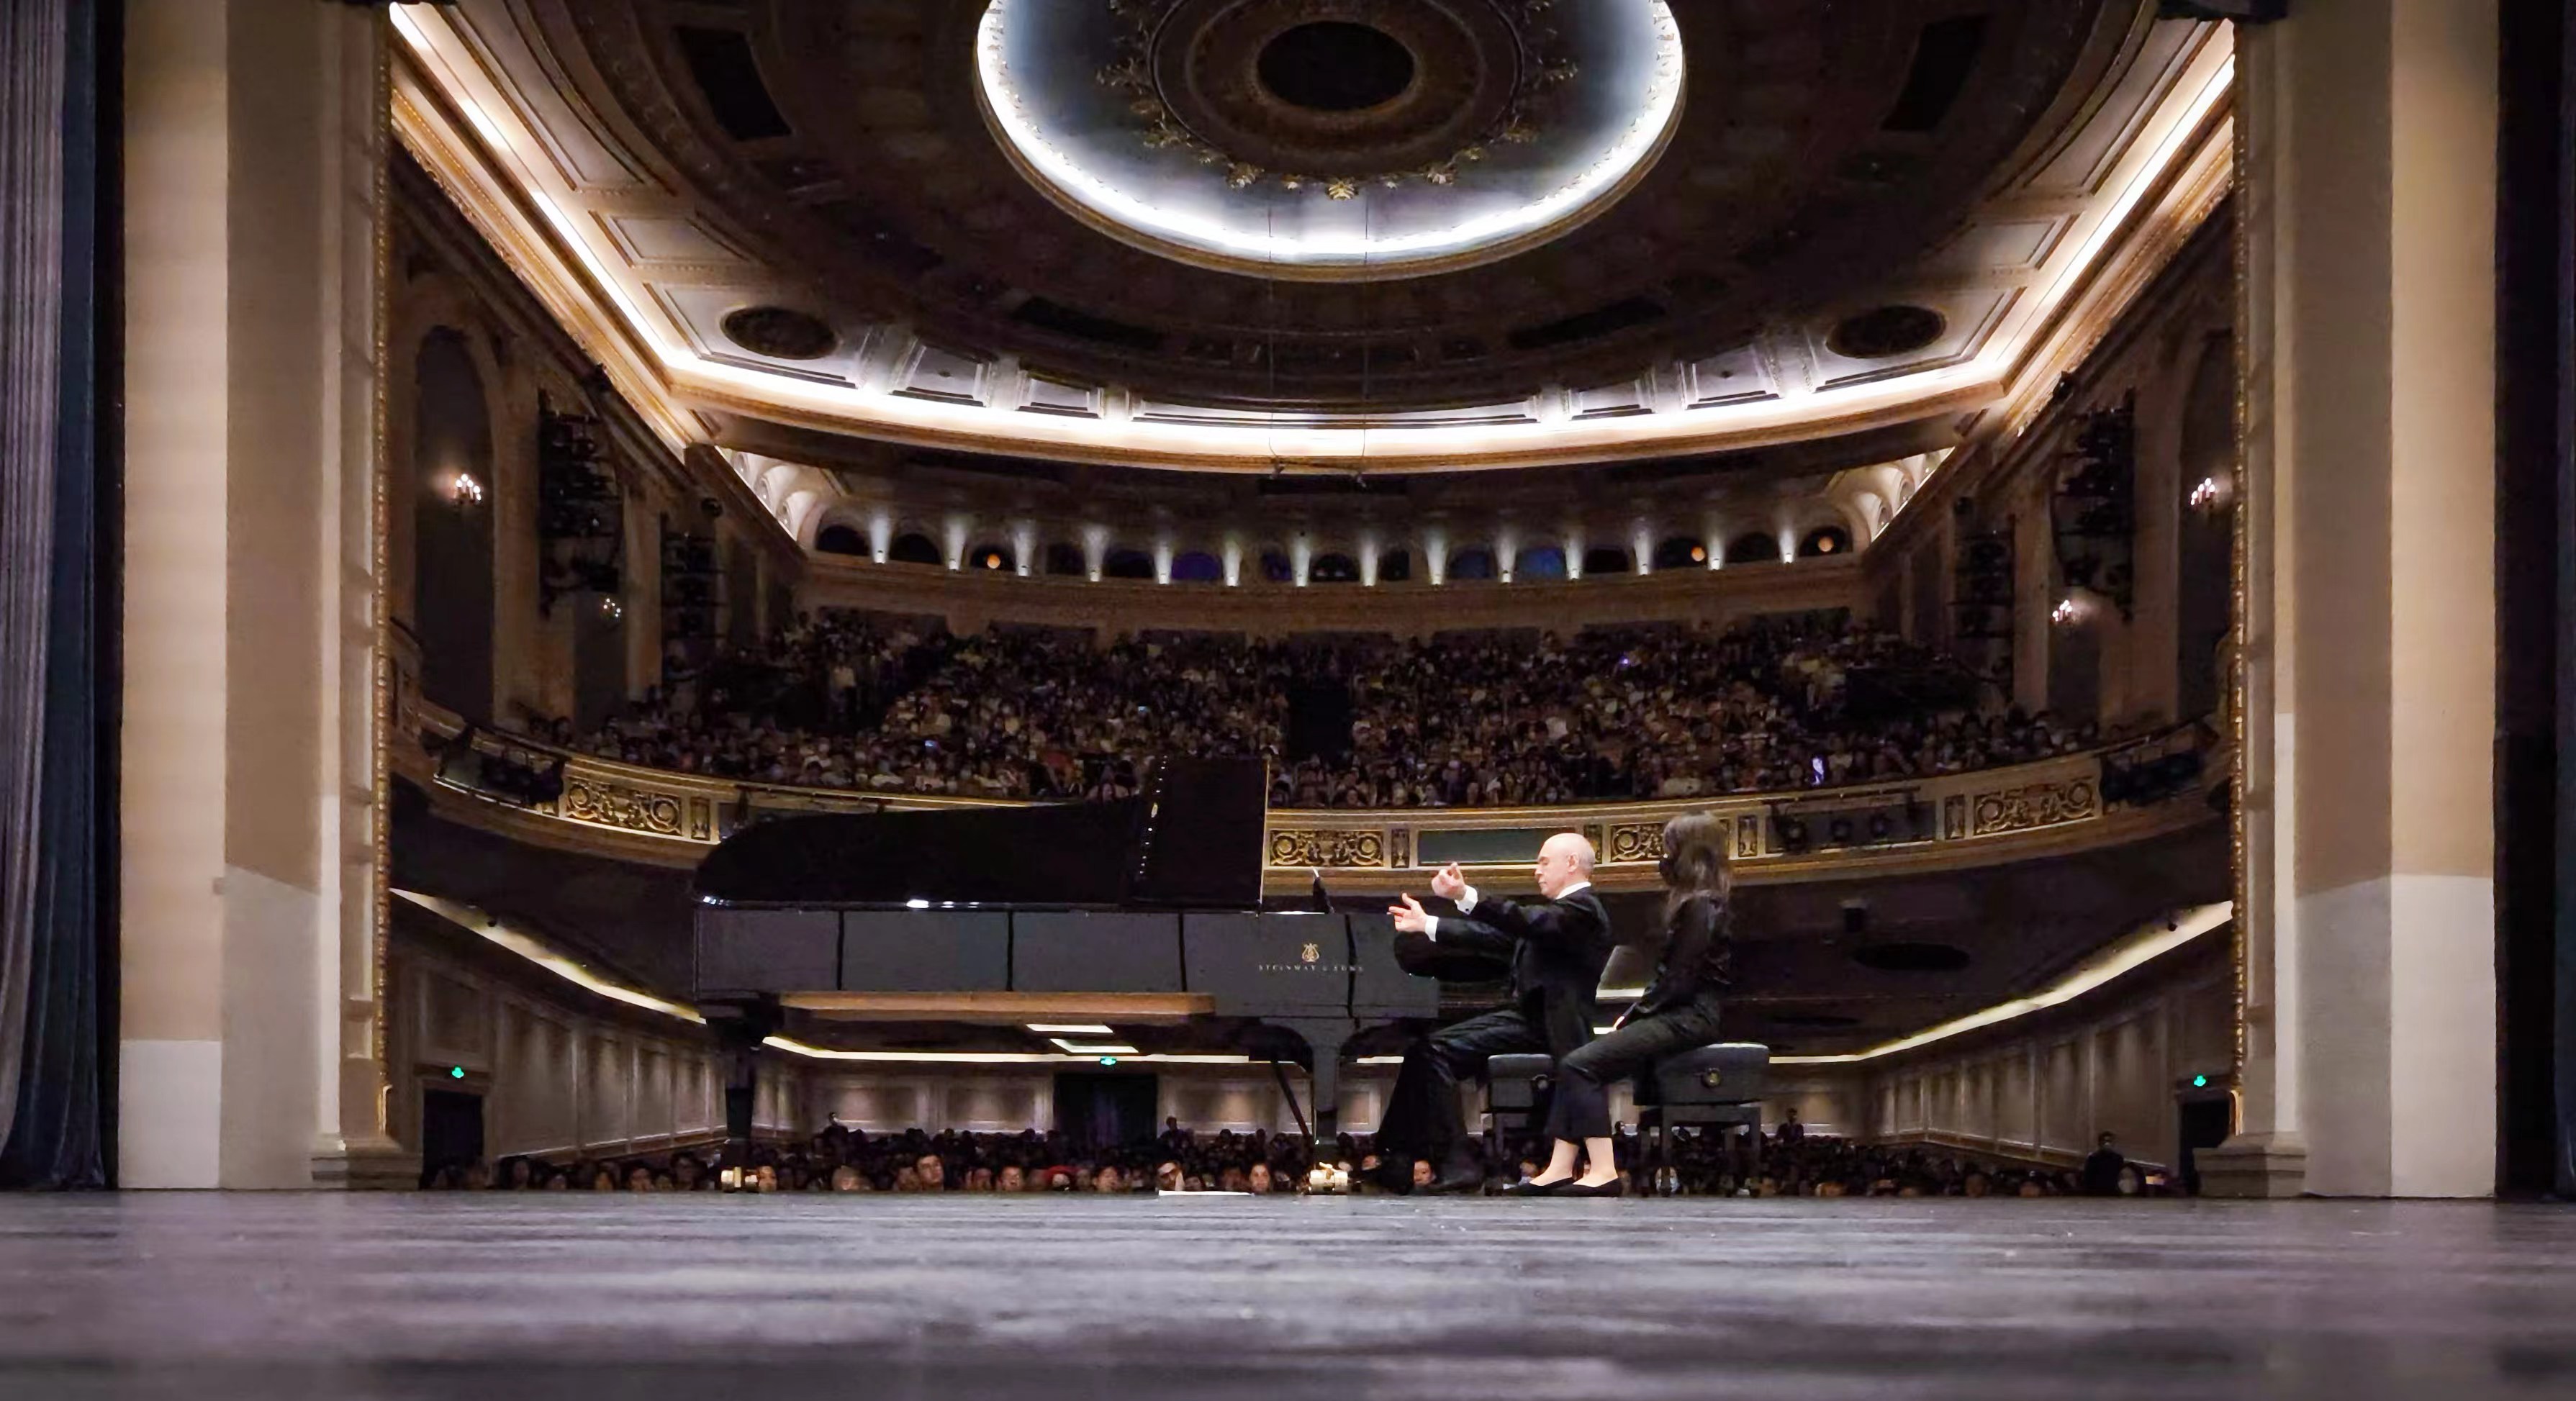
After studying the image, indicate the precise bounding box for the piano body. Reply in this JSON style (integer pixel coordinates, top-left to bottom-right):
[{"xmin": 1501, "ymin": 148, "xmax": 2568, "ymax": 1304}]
[{"xmin": 690, "ymin": 758, "xmax": 1441, "ymax": 1153}]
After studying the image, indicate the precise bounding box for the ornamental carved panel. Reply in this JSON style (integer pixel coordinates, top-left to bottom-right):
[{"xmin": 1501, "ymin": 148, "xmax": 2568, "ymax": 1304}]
[
  {"xmin": 1604, "ymin": 822, "xmax": 1664, "ymax": 864},
  {"xmin": 559, "ymin": 776, "xmax": 688, "ymax": 838},
  {"xmin": 1969, "ymin": 778, "xmax": 2099, "ymax": 837},
  {"xmin": 1268, "ymin": 828, "xmax": 1388, "ymax": 868}
]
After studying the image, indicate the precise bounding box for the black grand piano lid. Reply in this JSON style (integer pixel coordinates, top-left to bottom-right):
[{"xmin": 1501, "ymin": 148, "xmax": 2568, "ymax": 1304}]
[{"xmin": 692, "ymin": 756, "xmax": 1268, "ymax": 909}]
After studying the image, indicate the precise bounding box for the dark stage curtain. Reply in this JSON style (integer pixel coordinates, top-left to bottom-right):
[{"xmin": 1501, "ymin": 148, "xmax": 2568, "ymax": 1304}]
[{"xmin": 0, "ymin": 0, "xmax": 107, "ymax": 1189}]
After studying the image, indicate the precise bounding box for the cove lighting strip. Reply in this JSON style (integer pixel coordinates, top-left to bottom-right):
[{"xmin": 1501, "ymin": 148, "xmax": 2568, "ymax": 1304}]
[
  {"xmin": 1768, "ymin": 902, "xmax": 2233, "ymax": 1066},
  {"xmin": 397, "ymin": 889, "xmax": 2228, "ymax": 1074},
  {"xmin": 396, "ymin": 890, "xmax": 706, "ymax": 1025},
  {"xmin": 975, "ymin": 0, "xmax": 1684, "ymax": 268}
]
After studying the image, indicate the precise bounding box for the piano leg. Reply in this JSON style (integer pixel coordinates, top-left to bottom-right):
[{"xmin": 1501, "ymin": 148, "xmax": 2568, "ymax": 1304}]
[
  {"xmin": 705, "ymin": 997, "xmax": 781, "ymax": 1173},
  {"xmin": 1278, "ymin": 1018, "xmax": 1355, "ymax": 1151}
]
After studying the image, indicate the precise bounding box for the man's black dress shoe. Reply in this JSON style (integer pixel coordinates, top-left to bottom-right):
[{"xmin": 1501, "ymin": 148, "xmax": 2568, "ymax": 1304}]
[{"xmin": 1419, "ymin": 1165, "xmax": 1486, "ymax": 1194}]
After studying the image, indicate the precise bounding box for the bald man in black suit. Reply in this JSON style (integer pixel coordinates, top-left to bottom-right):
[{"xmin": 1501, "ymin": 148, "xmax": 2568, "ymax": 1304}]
[{"xmin": 1378, "ymin": 833, "xmax": 1614, "ymax": 1193}]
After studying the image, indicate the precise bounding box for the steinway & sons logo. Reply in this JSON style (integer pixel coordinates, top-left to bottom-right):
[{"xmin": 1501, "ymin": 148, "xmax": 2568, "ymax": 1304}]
[{"xmin": 1257, "ymin": 940, "xmax": 1354, "ymax": 974}]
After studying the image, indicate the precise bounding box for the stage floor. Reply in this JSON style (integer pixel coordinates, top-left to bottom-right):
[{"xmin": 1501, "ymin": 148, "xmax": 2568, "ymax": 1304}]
[{"xmin": 1, "ymin": 1194, "xmax": 2571, "ymax": 1400}]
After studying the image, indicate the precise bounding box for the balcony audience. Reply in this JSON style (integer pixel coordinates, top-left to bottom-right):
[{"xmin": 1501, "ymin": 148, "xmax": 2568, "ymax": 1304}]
[{"xmin": 542, "ymin": 612, "xmax": 2100, "ymax": 807}]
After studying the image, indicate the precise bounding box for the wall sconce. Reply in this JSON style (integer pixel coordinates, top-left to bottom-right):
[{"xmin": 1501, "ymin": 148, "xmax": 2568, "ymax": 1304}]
[
  {"xmin": 597, "ymin": 595, "xmax": 623, "ymax": 623},
  {"xmin": 2187, "ymin": 475, "xmax": 2230, "ymax": 513},
  {"xmin": 448, "ymin": 471, "xmax": 486, "ymax": 508},
  {"xmin": 2051, "ymin": 595, "xmax": 2083, "ymax": 626}
]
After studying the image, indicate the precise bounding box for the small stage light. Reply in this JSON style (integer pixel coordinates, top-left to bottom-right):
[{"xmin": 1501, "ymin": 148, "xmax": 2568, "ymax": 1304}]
[
  {"xmin": 449, "ymin": 1066, "xmax": 465, "ymax": 1080},
  {"xmin": 1098, "ymin": 1056, "xmax": 1119, "ymax": 1066},
  {"xmin": 2191, "ymin": 1074, "xmax": 2210, "ymax": 1089}
]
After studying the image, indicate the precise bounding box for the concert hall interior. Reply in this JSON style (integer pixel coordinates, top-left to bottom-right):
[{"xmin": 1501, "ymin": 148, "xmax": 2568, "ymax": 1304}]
[{"xmin": 2, "ymin": 0, "xmax": 2573, "ymax": 1397}]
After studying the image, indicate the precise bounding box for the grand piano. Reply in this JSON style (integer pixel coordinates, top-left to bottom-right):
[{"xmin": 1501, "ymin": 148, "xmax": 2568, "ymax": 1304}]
[{"xmin": 691, "ymin": 758, "xmax": 1442, "ymax": 1156}]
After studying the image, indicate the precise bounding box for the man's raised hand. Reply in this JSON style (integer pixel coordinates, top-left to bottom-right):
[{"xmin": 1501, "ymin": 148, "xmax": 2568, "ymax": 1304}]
[
  {"xmin": 1429, "ymin": 863, "xmax": 1467, "ymax": 902},
  {"xmin": 1387, "ymin": 893, "xmax": 1430, "ymax": 934}
]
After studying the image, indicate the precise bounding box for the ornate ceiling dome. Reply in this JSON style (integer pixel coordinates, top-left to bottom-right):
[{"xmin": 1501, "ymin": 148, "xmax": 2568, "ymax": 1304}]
[
  {"xmin": 392, "ymin": 1, "xmax": 2231, "ymax": 472},
  {"xmin": 975, "ymin": 0, "xmax": 1685, "ymax": 279}
]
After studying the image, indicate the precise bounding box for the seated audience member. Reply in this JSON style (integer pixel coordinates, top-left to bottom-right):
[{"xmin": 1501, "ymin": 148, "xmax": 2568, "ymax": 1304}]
[{"xmin": 2082, "ymin": 1133, "xmax": 2127, "ymax": 1197}]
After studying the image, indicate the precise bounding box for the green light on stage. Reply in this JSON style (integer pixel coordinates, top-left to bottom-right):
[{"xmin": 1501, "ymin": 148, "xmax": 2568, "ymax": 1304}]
[
  {"xmin": 2191, "ymin": 1074, "xmax": 2209, "ymax": 1089},
  {"xmin": 450, "ymin": 1066, "xmax": 466, "ymax": 1080},
  {"xmin": 1098, "ymin": 1056, "xmax": 1118, "ymax": 1066}
]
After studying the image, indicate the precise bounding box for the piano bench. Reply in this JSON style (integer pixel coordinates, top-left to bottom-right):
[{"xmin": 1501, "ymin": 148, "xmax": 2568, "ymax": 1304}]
[
  {"xmin": 1481, "ymin": 1053, "xmax": 1557, "ymax": 1174},
  {"xmin": 1632, "ymin": 1043, "xmax": 1770, "ymax": 1181}
]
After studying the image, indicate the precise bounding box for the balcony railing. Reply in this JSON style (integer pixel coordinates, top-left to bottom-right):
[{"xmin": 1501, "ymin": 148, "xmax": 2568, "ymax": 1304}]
[{"xmin": 397, "ymin": 671, "xmax": 2219, "ymax": 891}]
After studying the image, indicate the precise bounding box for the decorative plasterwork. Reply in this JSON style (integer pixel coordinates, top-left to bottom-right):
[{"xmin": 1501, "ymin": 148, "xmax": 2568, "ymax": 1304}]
[{"xmin": 387, "ymin": 6, "xmax": 2233, "ymax": 473}]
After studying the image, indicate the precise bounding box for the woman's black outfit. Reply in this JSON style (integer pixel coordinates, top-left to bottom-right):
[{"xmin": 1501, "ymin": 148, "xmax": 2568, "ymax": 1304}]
[{"xmin": 1542, "ymin": 892, "xmax": 1731, "ymax": 1143}]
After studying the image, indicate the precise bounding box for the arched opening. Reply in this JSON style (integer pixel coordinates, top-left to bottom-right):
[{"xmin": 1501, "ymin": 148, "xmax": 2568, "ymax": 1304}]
[
  {"xmin": 815, "ymin": 523, "xmax": 867, "ymax": 556},
  {"xmin": 1652, "ymin": 536, "xmax": 1706, "ymax": 570},
  {"xmin": 1449, "ymin": 548, "xmax": 1496, "ymax": 581},
  {"xmin": 1171, "ymin": 551, "xmax": 1223, "ymax": 583},
  {"xmin": 1258, "ymin": 550, "xmax": 1294, "ymax": 584},
  {"xmin": 967, "ymin": 542, "xmax": 1014, "ymax": 573},
  {"xmin": 1581, "ymin": 546, "xmax": 1632, "ymax": 576},
  {"xmin": 411, "ymin": 327, "xmax": 495, "ymax": 723},
  {"xmin": 1725, "ymin": 532, "xmax": 1780, "ymax": 567},
  {"xmin": 1518, "ymin": 547, "xmax": 1568, "ymax": 580},
  {"xmin": 1103, "ymin": 548, "xmax": 1155, "ymax": 580},
  {"xmin": 1378, "ymin": 549, "xmax": 1413, "ymax": 583},
  {"xmin": 2177, "ymin": 332, "xmax": 2233, "ymax": 720},
  {"xmin": 887, "ymin": 532, "xmax": 941, "ymax": 567},
  {"xmin": 1799, "ymin": 526, "xmax": 1852, "ymax": 558},
  {"xmin": 1045, "ymin": 542, "xmax": 1088, "ymax": 576},
  {"xmin": 1310, "ymin": 553, "xmax": 1361, "ymax": 584}
]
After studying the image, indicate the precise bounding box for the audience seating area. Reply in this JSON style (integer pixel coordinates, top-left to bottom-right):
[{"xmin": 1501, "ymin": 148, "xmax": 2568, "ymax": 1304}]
[
  {"xmin": 528, "ymin": 610, "xmax": 2107, "ymax": 808},
  {"xmin": 423, "ymin": 1124, "xmax": 2159, "ymax": 1199}
]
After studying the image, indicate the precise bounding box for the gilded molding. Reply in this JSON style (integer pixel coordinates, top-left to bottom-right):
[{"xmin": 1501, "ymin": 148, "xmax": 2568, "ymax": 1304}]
[
  {"xmin": 1968, "ymin": 777, "xmax": 2099, "ymax": 837},
  {"xmin": 1604, "ymin": 821, "xmax": 1665, "ymax": 864},
  {"xmin": 366, "ymin": 14, "xmax": 395, "ymax": 1136},
  {"xmin": 1267, "ymin": 828, "xmax": 1389, "ymax": 869}
]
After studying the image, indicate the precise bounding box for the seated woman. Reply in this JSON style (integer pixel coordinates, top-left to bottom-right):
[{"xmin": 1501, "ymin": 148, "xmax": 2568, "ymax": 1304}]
[{"xmin": 1509, "ymin": 810, "xmax": 1733, "ymax": 1197}]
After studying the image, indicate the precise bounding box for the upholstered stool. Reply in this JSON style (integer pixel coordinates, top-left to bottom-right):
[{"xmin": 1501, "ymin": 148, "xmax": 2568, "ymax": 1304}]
[
  {"xmin": 1633, "ymin": 1042, "xmax": 1771, "ymax": 1181},
  {"xmin": 1481, "ymin": 1053, "xmax": 1557, "ymax": 1176}
]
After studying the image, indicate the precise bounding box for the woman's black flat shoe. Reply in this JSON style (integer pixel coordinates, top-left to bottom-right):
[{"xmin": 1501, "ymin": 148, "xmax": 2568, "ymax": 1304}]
[
  {"xmin": 1555, "ymin": 1179, "xmax": 1625, "ymax": 1198},
  {"xmin": 1501, "ymin": 1179, "xmax": 1568, "ymax": 1197}
]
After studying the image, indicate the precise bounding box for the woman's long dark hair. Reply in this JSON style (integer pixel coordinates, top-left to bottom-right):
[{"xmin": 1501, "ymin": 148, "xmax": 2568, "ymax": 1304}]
[{"xmin": 1660, "ymin": 810, "xmax": 1732, "ymax": 925}]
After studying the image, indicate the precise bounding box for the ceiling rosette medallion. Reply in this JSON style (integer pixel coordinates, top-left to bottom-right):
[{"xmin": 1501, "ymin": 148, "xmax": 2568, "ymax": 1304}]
[
  {"xmin": 1096, "ymin": 0, "xmax": 1580, "ymax": 199},
  {"xmin": 977, "ymin": 0, "xmax": 1684, "ymax": 279}
]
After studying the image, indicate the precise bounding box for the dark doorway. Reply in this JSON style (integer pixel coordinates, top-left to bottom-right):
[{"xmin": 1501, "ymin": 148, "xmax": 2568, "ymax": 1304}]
[
  {"xmin": 1285, "ymin": 676, "xmax": 1353, "ymax": 762},
  {"xmin": 420, "ymin": 1087, "xmax": 484, "ymax": 1183},
  {"xmin": 1054, "ymin": 1071, "xmax": 1158, "ymax": 1151},
  {"xmin": 2176, "ymin": 1096, "xmax": 2231, "ymax": 1197}
]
